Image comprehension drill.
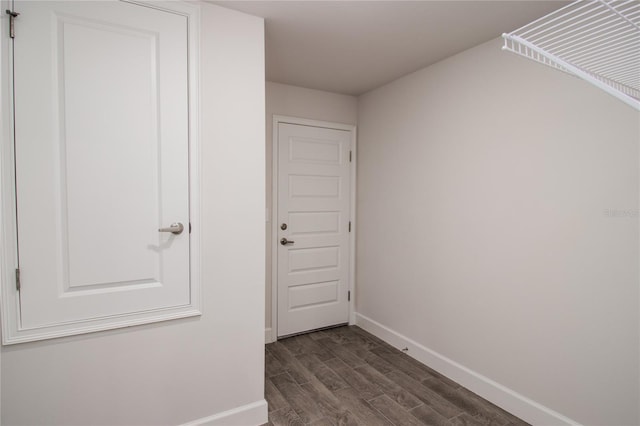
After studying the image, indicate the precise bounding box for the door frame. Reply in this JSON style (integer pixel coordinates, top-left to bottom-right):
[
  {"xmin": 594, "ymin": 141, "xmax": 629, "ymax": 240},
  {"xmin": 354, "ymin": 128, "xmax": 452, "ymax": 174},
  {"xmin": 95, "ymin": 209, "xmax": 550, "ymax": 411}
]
[
  {"xmin": 270, "ymin": 115, "xmax": 357, "ymax": 342},
  {"xmin": 0, "ymin": 0, "xmax": 202, "ymax": 344}
]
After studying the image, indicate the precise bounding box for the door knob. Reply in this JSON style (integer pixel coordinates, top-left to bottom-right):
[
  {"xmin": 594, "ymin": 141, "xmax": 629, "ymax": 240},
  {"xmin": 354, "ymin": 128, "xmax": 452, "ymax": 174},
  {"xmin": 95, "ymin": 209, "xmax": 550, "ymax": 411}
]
[
  {"xmin": 280, "ymin": 237, "xmax": 294, "ymax": 246},
  {"xmin": 158, "ymin": 222, "xmax": 184, "ymax": 235}
]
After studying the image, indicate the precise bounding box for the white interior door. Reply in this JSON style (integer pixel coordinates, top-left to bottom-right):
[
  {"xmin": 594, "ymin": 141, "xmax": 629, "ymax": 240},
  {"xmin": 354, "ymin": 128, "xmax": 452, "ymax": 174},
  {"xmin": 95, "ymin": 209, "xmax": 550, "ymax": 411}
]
[
  {"xmin": 277, "ymin": 122, "xmax": 351, "ymax": 337},
  {"xmin": 13, "ymin": 1, "xmax": 191, "ymax": 329}
]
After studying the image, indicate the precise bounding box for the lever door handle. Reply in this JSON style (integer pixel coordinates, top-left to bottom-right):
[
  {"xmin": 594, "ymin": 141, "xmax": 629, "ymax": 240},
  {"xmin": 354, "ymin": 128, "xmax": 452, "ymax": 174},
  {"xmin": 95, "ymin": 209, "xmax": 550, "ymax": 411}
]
[
  {"xmin": 280, "ymin": 237, "xmax": 294, "ymax": 246},
  {"xmin": 158, "ymin": 222, "xmax": 184, "ymax": 235}
]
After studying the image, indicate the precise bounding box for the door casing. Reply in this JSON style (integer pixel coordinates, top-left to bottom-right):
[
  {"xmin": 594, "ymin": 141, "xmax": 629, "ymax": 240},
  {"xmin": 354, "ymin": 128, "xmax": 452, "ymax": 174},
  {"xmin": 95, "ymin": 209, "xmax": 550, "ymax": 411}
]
[
  {"xmin": 0, "ymin": 0, "xmax": 202, "ymax": 344},
  {"xmin": 270, "ymin": 115, "xmax": 357, "ymax": 343}
]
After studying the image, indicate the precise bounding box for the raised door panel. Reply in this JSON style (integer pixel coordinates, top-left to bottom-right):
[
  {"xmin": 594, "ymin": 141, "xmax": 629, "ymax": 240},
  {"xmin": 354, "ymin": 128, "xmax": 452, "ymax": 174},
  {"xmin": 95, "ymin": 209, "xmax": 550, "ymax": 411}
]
[
  {"xmin": 63, "ymin": 18, "xmax": 160, "ymax": 289},
  {"xmin": 288, "ymin": 281, "xmax": 339, "ymax": 311},
  {"xmin": 289, "ymin": 137, "xmax": 342, "ymax": 165},
  {"xmin": 289, "ymin": 212, "xmax": 340, "ymax": 236}
]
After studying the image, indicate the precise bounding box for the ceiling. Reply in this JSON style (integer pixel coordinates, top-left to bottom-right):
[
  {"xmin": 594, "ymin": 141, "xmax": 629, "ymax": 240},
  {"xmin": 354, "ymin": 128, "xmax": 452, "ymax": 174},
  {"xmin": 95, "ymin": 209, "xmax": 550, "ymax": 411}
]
[{"xmin": 212, "ymin": 1, "xmax": 568, "ymax": 96}]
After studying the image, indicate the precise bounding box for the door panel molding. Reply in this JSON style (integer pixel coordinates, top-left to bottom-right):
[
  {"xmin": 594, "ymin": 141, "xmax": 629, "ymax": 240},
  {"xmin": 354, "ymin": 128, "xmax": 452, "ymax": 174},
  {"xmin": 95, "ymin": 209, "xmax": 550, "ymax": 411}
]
[
  {"xmin": 271, "ymin": 115, "xmax": 356, "ymax": 342},
  {"xmin": 0, "ymin": 0, "xmax": 202, "ymax": 344}
]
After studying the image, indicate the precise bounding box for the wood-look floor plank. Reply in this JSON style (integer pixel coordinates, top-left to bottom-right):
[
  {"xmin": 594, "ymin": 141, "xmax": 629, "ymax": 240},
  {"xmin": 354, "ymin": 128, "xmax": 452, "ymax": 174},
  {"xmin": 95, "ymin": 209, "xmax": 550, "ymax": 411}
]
[
  {"xmin": 448, "ymin": 412, "xmax": 487, "ymax": 426},
  {"xmin": 299, "ymin": 375, "xmax": 360, "ymax": 426},
  {"xmin": 294, "ymin": 334, "xmax": 336, "ymax": 361},
  {"xmin": 385, "ymin": 370, "xmax": 463, "ymax": 420},
  {"xmin": 341, "ymin": 344, "xmax": 395, "ymax": 375},
  {"xmin": 372, "ymin": 346, "xmax": 459, "ymax": 392},
  {"xmin": 371, "ymin": 347, "xmax": 434, "ymax": 381},
  {"xmin": 296, "ymin": 353, "xmax": 350, "ymax": 392},
  {"xmin": 280, "ymin": 335, "xmax": 308, "ymax": 356},
  {"xmin": 324, "ymin": 357, "xmax": 383, "ymax": 401},
  {"xmin": 420, "ymin": 376, "xmax": 458, "ymax": 403},
  {"xmin": 269, "ymin": 342, "xmax": 315, "ymax": 385},
  {"xmin": 332, "ymin": 327, "xmax": 380, "ymax": 350},
  {"xmin": 356, "ymin": 334, "xmax": 460, "ymax": 389},
  {"xmin": 440, "ymin": 387, "xmax": 511, "ymax": 425},
  {"xmin": 348, "ymin": 328, "xmax": 402, "ymax": 354},
  {"xmin": 368, "ymin": 394, "xmax": 424, "ymax": 426},
  {"xmin": 271, "ymin": 373, "xmax": 325, "ymax": 424},
  {"xmin": 333, "ymin": 387, "xmax": 394, "ymax": 426},
  {"xmin": 269, "ymin": 407, "xmax": 306, "ymax": 426},
  {"xmin": 317, "ymin": 328, "xmax": 352, "ymax": 345},
  {"xmin": 308, "ymin": 418, "xmax": 334, "ymax": 426},
  {"xmin": 266, "ymin": 326, "xmax": 529, "ymax": 426},
  {"xmin": 464, "ymin": 393, "xmax": 527, "ymax": 426},
  {"xmin": 308, "ymin": 330, "xmax": 331, "ymax": 341},
  {"xmin": 383, "ymin": 350, "xmax": 462, "ymax": 390},
  {"xmin": 315, "ymin": 337, "xmax": 368, "ymax": 369},
  {"xmin": 409, "ymin": 404, "xmax": 452, "ymax": 426},
  {"xmin": 421, "ymin": 373, "xmax": 464, "ymax": 393},
  {"xmin": 266, "ymin": 378, "xmax": 290, "ymax": 412},
  {"xmin": 498, "ymin": 410, "xmax": 530, "ymax": 426},
  {"xmin": 266, "ymin": 349, "xmax": 287, "ymax": 378},
  {"xmin": 368, "ymin": 342, "xmax": 517, "ymax": 425},
  {"xmin": 353, "ymin": 363, "xmax": 423, "ymax": 410}
]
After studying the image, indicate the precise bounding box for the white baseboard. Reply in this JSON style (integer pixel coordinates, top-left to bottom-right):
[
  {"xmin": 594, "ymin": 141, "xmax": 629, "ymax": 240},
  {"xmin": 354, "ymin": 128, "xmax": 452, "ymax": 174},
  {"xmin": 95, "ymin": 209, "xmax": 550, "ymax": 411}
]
[
  {"xmin": 265, "ymin": 327, "xmax": 274, "ymax": 343},
  {"xmin": 355, "ymin": 313, "xmax": 580, "ymax": 426},
  {"xmin": 180, "ymin": 399, "xmax": 268, "ymax": 426}
]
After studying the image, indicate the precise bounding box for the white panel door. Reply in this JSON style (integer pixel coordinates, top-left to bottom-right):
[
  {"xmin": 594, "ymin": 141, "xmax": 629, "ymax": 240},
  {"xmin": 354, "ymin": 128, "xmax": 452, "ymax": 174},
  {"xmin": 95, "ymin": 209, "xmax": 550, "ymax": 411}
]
[
  {"xmin": 13, "ymin": 1, "xmax": 190, "ymax": 329},
  {"xmin": 277, "ymin": 123, "xmax": 351, "ymax": 337}
]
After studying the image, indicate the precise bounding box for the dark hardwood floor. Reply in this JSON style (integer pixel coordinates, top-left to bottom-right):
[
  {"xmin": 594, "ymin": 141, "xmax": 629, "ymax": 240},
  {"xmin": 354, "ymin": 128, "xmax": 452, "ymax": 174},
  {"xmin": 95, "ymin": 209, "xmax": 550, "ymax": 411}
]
[{"xmin": 264, "ymin": 326, "xmax": 529, "ymax": 426}]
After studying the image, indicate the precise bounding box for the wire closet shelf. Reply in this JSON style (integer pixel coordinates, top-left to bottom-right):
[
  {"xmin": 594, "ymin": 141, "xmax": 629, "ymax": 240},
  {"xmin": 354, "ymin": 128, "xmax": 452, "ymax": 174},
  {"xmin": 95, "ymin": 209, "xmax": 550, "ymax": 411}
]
[{"xmin": 502, "ymin": 0, "xmax": 640, "ymax": 111}]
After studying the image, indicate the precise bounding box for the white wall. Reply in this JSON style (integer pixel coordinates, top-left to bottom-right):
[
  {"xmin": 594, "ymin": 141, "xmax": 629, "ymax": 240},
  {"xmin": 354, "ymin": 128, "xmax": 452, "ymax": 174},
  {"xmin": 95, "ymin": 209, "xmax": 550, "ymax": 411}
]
[
  {"xmin": 1, "ymin": 3, "xmax": 266, "ymax": 425},
  {"xmin": 265, "ymin": 82, "xmax": 357, "ymax": 337},
  {"xmin": 356, "ymin": 38, "xmax": 639, "ymax": 426}
]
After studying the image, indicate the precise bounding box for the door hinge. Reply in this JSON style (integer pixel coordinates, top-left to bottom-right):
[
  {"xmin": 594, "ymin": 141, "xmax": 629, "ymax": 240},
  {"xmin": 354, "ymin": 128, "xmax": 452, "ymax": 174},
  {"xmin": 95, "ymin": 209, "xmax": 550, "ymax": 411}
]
[
  {"xmin": 348, "ymin": 290, "xmax": 351, "ymax": 302},
  {"xmin": 189, "ymin": 222, "xmax": 192, "ymax": 234},
  {"xmin": 348, "ymin": 221, "xmax": 351, "ymax": 232},
  {"xmin": 15, "ymin": 268, "xmax": 20, "ymax": 291},
  {"xmin": 349, "ymin": 151, "xmax": 352, "ymax": 162},
  {"xmin": 5, "ymin": 9, "xmax": 19, "ymax": 39}
]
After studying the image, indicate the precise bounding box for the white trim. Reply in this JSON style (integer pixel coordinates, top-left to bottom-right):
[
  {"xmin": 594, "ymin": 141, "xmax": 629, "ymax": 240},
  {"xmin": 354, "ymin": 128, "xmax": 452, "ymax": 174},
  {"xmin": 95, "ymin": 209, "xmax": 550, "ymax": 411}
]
[
  {"xmin": 275, "ymin": 115, "xmax": 357, "ymax": 132},
  {"xmin": 355, "ymin": 313, "xmax": 581, "ymax": 426},
  {"xmin": 271, "ymin": 115, "xmax": 357, "ymax": 339},
  {"xmin": 348, "ymin": 126, "xmax": 357, "ymax": 325},
  {"xmin": 0, "ymin": 0, "xmax": 18, "ymax": 344},
  {"xmin": 0, "ymin": 0, "xmax": 202, "ymax": 344},
  {"xmin": 265, "ymin": 327, "xmax": 274, "ymax": 344},
  {"xmin": 271, "ymin": 117, "xmax": 278, "ymax": 341},
  {"xmin": 180, "ymin": 399, "xmax": 268, "ymax": 426},
  {"xmin": 271, "ymin": 116, "xmax": 278, "ymax": 341}
]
